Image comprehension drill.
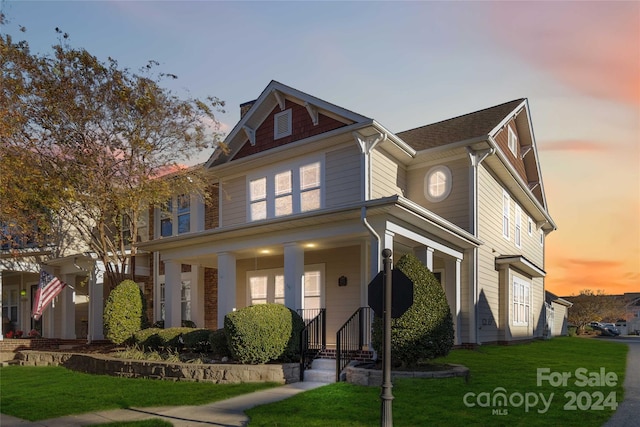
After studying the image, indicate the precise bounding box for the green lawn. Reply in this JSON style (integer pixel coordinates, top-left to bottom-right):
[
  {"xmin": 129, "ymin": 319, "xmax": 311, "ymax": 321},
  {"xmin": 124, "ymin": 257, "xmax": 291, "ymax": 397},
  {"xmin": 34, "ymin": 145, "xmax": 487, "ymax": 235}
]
[
  {"xmin": 0, "ymin": 337, "xmax": 628, "ymax": 426},
  {"xmin": 246, "ymin": 337, "xmax": 628, "ymax": 427},
  {"xmin": 0, "ymin": 366, "xmax": 278, "ymax": 422}
]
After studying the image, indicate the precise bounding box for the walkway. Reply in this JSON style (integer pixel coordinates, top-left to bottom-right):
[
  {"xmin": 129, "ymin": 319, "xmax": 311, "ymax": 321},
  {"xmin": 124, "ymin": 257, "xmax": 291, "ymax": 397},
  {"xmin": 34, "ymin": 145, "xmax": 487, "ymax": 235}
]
[
  {"xmin": 0, "ymin": 381, "xmax": 327, "ymax": 427},
  {"xmin": 601, "ymin": 336, "xmax": 640, "ymax": 427}
]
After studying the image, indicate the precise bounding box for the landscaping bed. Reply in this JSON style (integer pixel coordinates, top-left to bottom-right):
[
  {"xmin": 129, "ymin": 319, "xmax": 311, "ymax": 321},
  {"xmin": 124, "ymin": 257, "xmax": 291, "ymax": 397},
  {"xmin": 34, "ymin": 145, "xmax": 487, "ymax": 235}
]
[{"xmin": 17, "ymin": 349, "xmax": 300, "ymax": 384}]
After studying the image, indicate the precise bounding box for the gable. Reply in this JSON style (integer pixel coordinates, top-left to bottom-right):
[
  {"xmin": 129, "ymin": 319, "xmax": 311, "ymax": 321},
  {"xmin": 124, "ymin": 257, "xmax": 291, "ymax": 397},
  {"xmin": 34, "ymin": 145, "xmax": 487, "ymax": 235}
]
[
  {"xmin": 492, "ymin": 109, "xmax": 545, "ymax": 207},
  {"xmin": 207, "ymin": 81, "xmax": 371, "ymax": 168},
  {"xmin": 232, "ymin": 99, "xmax": 348, "ymax": 161}
]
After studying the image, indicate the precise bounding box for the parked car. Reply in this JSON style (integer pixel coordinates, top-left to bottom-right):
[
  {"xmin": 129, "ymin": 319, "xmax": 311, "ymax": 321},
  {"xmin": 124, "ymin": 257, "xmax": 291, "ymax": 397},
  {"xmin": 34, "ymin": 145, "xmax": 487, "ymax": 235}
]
[{"xmin": 600, "ymin": 323, "xmax": 621, "ymax": 337}]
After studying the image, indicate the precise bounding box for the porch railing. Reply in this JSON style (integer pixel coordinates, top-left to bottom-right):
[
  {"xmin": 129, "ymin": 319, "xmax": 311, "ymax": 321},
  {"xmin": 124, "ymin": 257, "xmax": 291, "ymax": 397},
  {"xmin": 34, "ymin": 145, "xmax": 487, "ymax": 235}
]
[
  {"xmin": 298, "ymin": 308, "xmax": 326, "ymax": 381},
  {"xmin": 336, "ymin": 306, "xmax": 372, "ymax": 382}
]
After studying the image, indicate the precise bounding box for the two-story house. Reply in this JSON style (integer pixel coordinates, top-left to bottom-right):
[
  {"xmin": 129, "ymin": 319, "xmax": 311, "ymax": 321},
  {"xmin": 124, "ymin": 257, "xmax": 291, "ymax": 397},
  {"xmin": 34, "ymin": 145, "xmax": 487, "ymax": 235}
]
[
  {"xmin": 2, "ymin": 81, "xmax": 556, "ymax": 361},
  {"xmin": 138, "ymin": 80, "xmax": 556, "ymax": 350}
]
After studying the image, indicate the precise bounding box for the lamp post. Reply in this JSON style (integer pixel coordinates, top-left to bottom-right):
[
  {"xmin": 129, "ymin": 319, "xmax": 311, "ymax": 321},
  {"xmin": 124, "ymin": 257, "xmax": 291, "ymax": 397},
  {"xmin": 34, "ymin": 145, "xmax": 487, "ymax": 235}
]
[{"xmin": 380, "ymin": 248, "xmax": 394, "ymax": 426}]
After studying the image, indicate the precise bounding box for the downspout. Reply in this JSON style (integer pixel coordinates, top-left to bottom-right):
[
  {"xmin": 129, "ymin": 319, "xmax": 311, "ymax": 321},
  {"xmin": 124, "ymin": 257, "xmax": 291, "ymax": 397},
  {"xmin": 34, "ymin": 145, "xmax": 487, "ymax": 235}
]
[
  {"xmin": 361, "ymin": 206, "xmax": 381, "ymax": 274},
  {"xmin": 467, "ymin": 146, "xmax": 495, "ymax": 346}
]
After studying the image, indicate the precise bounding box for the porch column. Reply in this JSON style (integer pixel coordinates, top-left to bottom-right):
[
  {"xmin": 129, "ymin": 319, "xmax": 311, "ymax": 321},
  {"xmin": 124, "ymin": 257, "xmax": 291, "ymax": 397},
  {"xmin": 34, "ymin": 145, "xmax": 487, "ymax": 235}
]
[
  {"xmin": 445, "ymin": 258, "xmax": 462, "ymax": 345},
  {"xmin": 190, "ymin": 265, "xmax": 205, "ymax": 329},
  {"xmin": 60, "ymin": 274, "xmax": 76, "ymax": 339},
  {"xmin": 164, "ymin": 260, "xmax": 181, "ymax": 328},
  {"xmin": 414, "ymin": 247, "xmax": 435, "ymax": 271},
  {"xmin": 88, "ymin": 261, "xmax": 104, "ymax": 341},
  {"xmin": 284, "ymin": 242, "xmax": 304, "ymax": 311},
  {"xmin": 217, "ymin": 252, "xmax": 236, "ymax": 329}
]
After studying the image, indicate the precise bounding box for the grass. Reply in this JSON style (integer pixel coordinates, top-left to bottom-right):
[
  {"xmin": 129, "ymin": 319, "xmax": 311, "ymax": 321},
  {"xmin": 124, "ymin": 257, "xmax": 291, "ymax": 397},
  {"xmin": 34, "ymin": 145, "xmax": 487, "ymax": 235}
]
[
  {"xmin": 0, "ymin": 337, "xmax": 629, "ymax": 426},
  {"xmin": 0, "ymin": 366, "xmax": 279, "ymax": 422},
  {"xmin": 246, "ymin": 337, "xmax": 628, "ymax": 426}
]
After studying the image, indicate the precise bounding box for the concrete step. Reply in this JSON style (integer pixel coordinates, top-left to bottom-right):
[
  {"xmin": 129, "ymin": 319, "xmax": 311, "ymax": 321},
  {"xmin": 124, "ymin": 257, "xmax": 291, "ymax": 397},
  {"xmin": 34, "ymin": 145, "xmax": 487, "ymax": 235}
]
[
  {"xmin": 303, "ymin": 367, "xmax": 336, "ymax": 383},
  {"xmin": 311, "ymin": 358, "xmax": 336, "ymax": 371}
]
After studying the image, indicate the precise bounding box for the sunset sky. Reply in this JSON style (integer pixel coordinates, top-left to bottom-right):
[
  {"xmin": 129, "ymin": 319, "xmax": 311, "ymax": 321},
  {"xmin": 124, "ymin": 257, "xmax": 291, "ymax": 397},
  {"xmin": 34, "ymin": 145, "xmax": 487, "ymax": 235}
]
[{"xmin": 2, "ymin": 1, "xmax": 638, "ymax": 297}]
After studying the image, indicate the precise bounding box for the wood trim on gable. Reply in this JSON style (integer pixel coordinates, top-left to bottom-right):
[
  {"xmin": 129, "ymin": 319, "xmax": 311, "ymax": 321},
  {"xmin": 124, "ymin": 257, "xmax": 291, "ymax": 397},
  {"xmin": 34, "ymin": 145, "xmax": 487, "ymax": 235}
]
[{"xmin": 232, "ymin": 99, "xmax": 347, "ymax": 161}]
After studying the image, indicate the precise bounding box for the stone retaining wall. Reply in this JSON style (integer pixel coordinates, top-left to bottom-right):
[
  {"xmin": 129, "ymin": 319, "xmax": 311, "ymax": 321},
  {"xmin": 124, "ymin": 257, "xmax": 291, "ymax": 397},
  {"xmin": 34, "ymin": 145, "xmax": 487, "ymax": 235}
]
[
  {"xmin": 17, "ymin": 351, "xmax": 299, "ymax": 384},
  {"xmin": 345, "ymin": 364, "xmax": 469, "ymax": 386}
]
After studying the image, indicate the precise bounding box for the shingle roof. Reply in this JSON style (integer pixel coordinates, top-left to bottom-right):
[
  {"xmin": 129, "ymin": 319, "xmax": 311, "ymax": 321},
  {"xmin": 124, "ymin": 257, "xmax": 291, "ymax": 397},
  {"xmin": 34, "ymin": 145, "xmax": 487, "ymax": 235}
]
[{"xmin": 396, "ymin": 99, "xmax": 525, "ymax": 150}]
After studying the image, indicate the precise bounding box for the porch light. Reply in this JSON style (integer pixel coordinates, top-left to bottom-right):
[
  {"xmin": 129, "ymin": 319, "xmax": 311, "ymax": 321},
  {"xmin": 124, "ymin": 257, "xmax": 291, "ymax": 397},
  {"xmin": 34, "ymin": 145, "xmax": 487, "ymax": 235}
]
[
  {"xmin": 338, "ymin": 276, "xmax": 348, "ymax": 287},
  {"xmin": 20, "ymin": 289, "xmax": 27, "ymax": 297}
]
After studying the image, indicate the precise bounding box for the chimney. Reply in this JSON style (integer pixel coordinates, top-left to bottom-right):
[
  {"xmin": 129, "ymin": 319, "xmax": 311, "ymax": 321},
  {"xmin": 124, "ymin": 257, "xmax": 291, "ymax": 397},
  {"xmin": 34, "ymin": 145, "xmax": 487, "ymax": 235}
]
[{"xmin": 240, "ymin": 100, "xmax": 256, "ymax": 119}]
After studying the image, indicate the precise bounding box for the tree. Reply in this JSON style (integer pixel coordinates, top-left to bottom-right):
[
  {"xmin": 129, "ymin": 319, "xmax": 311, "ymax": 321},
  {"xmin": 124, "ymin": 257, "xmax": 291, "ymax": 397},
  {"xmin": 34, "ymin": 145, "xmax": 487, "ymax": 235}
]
[
  {"xmin": 566, "ymin": 289, "xmax": 622, "ymax": 334},
  {"xmin": 1, "ymin": 31, "xmax": 226, "ymax": 287},
  {"xmin": 372, "ymin": 253, "xmax": 454, "ymax": 366}
]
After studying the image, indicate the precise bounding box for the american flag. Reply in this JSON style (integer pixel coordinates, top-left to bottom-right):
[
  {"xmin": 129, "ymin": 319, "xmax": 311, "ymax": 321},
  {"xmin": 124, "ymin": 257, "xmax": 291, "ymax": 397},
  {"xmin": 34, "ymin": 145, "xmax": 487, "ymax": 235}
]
[{"xmin": 32, "ymin": 270, "xmax": 67, "ymax": 320}]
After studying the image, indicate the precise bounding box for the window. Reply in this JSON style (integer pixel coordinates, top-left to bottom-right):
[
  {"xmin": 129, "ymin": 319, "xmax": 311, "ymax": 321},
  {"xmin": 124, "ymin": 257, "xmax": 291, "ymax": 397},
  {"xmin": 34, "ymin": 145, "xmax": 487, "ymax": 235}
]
[
  {"xmin": 247, "ymin": 265, "xmax": 324, "ymax": 309},
  {"xmin": 528, "ymin": 217, "xmax": 533, "ymax": 236},
  {"xmin": 539, "ymin": 229, "xmax": 544, "ymax": 247},
  {"xmin": 274, "ymin": 109, "xmax": 292, "ymax": 139},
  {"xmin": 513, "ymin": 276, "xmax": 530, "ymax": 326},
  {"xmin": 515, "ymin": 205, "xmax": 522, "ymax": 248},
  {"xmin": 508, "ymin": 125, "xmax": 518, "ymax": 156},
  {"xmin": 300, "ymin": 163, "xmax": 321, "ymax": 212},
  {"xmin": 248, "ymin": 160, "xmax": 323, "ymax": 221},
  {"xmin": 158, "ymin": 195, "xmax": 191, "ymax": 237},
  {"xmin": 122, "ymin": 212, "xmax": 149, "ymax": 244},
  {"xmin": 158, "ymin": 278, "xmax": 192, "ymax": 322},
  {"xmin": 181, "ymin": 280, "xmax": 191, "ymax": 321},
  {"xmin": 424, "ymin": 165, "xmax": 452, "ymax": 202},
  {"xmin": 502, "ymin": 190, "xmax": 510, "ymax": 239}
]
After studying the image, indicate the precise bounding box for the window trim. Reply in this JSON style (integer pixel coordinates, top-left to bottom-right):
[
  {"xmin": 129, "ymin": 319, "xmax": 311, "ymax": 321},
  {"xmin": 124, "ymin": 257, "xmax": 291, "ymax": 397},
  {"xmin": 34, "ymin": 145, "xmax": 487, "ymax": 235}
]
[
  {"xmin": 247, "ymin": 157, "xmax": 324, "ymax": 222},
  {"xmin": 502, "ymin": 190, "xmax": 511, "ymax": 240},
  {"xmin": 246, "ymin": 264, "xmax": 325, "ymax": 309},
  {"xmin": 512, "ymin": 276, "xmax": 531, "ymax": 326},
  {"xmin": 424, "ymin": 165, "xmax": 452, "ymax": 203},
  {"xmin": 274, "ymin": 109, "xmax": 292, "ymax": 140},
  {"xmin": 508, "ymin": 125, "xmax": 518, "ymax": 156},
  {"xmin": 515, "ymin": 204, "xmax": 522, "ymax": 248}
]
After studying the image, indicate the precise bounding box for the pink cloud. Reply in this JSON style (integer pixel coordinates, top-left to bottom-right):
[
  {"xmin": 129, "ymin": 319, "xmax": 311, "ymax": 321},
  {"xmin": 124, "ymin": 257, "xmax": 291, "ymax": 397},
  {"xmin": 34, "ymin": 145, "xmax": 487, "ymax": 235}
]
[
  {"xmin": 538, "ymin": 140, "xmax": 608, "ymax": 152},
  {"xmin": 489, "ymin": 2, "xmax": 640, "ymax": 107}
]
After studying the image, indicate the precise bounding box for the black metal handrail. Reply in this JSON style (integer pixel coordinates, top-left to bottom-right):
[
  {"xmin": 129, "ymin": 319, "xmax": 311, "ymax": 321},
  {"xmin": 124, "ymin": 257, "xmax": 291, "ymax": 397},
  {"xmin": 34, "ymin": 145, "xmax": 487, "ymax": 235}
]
[
  {"xmin": 299, "ymin": 308, "xmax": 326, "ymax": 381},
  {"xmin": 336, "ymin": 306, "xmax": 372, "ymax": 381}
]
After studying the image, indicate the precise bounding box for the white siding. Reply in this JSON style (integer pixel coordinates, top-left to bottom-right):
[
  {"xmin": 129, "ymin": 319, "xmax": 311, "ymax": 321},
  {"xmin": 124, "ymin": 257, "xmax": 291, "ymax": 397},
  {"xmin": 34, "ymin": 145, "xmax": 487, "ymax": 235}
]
[
  {"xmin": 370, "ymin": 149, "xmax": 405, "ymax": 199},
  {"xmin": 406, "ymin": 158, "xmax": 470, "ymax": 232},
  {"xmin": 220, "ymin": 176, "xmax": 246, "ymax": 227},
  {"xmin": 325, "ymin": 145, "xmax": 362, "ymax": 208},
  {"xmin": 478, "ymin": 165, "xmax": 546, "ymax": 341}
]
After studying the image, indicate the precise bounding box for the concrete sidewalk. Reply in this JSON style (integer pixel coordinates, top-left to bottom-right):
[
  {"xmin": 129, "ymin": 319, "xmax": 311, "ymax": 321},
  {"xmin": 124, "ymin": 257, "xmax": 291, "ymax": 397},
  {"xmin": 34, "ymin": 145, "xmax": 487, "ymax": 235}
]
[
  {"xmin": 0, "ymin": 381, "xmax": 328, "ymax": 427},
  {"xmin": 601, "ymin": 336, "xmax": 640, "ymax": 427}
]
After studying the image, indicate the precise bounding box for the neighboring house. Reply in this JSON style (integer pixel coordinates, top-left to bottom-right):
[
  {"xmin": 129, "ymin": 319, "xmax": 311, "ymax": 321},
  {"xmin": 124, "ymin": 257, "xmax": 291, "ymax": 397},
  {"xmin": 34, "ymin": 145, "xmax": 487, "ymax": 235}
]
[
  {"xmin": 2, "ymin": 81, "xmax": 557, "ymax": 358},
  {"xmin": 545, "ymin": 291, "xmax": 572, "ymax": 337},
  {"xmin": 0, "ymin": 212, "xmax": 150, "ymax": 342},
  {"xmin": 138, "ymin": 80, "xmax": 556, "ymax": 349}
]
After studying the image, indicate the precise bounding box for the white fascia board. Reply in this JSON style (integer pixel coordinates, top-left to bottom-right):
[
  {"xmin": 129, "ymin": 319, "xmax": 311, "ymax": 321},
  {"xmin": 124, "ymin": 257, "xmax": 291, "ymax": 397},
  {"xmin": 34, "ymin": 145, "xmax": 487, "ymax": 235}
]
[
  {"xmin": 371, "ymin": 120, "xmax": 416, "ymax": 158},
  {"xmin": 487, "ymin": 136, "xmax": 557, "ymax": 231},
  {"xmin": 488, "ymin": 99, "xmax": 528, "ymax": 137}
]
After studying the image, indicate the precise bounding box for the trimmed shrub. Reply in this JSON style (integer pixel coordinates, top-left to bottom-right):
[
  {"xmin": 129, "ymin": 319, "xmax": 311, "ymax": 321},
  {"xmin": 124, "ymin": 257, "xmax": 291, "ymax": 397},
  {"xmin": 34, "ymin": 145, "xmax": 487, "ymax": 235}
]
[
  {"xmin": 372, "ymin": 253, "xmax": 454, "ymax": 366},
  {"xmin": 103, "ymin": 280, "xmax": 145, "ymax": 345},
  {"xmin": 132, "ymin": 327, "xmax": 208, "ymax": 352},
  {"xmin": 224, "ymin": 304, "xmax": 304, "ymax": 364}
]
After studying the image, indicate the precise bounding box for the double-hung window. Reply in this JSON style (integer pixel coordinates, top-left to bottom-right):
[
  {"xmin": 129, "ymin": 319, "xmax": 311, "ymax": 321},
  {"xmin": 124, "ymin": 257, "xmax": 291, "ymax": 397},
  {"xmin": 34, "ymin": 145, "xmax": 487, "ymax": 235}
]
[
  {"xmin": 515, "ymin": 205, "xmax": 522, "ymax": 248},
  {"xmin": 247, "ymin": 265, "xmax": 324, "ymax": 310},
  {"xmin": 159, "ymin": 195, "xmax": 191, "ymax": 237},
  {"xmin": 249, "ymin": 159, "xmax": 322, "ymax": 221},
  {"xmin": 502, "ymin": 190, "xmax": 510, "ymax": 239}
]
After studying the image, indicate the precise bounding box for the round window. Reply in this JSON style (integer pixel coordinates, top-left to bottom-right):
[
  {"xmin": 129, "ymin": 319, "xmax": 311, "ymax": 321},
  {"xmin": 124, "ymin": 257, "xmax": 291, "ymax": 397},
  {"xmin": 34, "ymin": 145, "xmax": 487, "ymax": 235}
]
[{"xmin": 424, "ymin": 165, "xmax": 452, "ymax": 202}]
